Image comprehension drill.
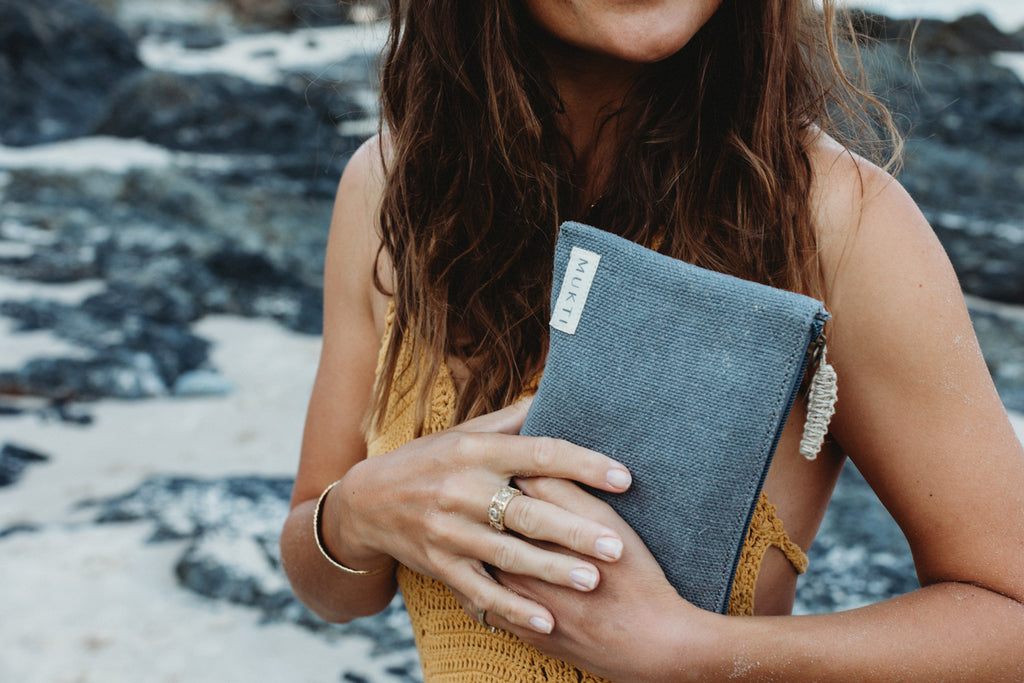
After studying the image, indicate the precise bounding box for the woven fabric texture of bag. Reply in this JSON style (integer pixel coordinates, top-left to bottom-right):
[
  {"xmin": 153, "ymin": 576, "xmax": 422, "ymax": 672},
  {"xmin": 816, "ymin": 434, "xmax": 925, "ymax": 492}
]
[{"xmin": 521, "ymin": 221, "xmax": 829, "ymax": 614}]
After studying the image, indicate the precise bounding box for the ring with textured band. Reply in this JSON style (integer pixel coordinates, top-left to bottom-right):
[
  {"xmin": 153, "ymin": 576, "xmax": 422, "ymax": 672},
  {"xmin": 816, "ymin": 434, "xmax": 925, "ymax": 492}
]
[
  {"xmin": 487, "ymin": 484, "xmax": 523, "ymax": 531},
  {"xmin": 476, "ymin": 607, "xmax": 499, "ymax": 634}
]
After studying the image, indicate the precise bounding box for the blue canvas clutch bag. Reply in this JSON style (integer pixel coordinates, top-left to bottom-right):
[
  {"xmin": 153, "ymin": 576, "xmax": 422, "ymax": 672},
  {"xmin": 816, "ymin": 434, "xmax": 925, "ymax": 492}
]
[{"xmin": 521, "ymin": 221, "xmax": 833, "ymax": 614}]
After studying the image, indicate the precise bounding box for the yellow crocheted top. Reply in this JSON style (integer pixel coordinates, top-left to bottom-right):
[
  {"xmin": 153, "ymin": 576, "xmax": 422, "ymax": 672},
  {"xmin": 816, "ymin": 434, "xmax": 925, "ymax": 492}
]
[{"xmin": 366, "ymin": 304, "xmax": 808, "ymax": 682}]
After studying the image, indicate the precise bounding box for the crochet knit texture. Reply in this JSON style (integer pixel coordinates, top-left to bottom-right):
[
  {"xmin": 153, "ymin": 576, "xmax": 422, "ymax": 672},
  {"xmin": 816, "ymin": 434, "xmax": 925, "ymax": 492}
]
[{"xmin": 365, "ymin": 305, "xmax": 808, "ymax": 682}]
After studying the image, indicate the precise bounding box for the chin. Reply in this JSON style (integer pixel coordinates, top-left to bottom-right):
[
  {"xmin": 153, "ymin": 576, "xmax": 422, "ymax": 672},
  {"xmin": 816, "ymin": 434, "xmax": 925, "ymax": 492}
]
[
  {"xmin": 590, "ymin": 8, "xmax": 717, "ymax": 63},
  {"xmin": 526, "ymin": 1, "xmax": 722, "ymax": 68},
  {"xmin": 609, "ymin": 42, "xmax": 688, "ymax": 64},
  {"xmin": 593, "ymin": 29, "xmax": 699, "ymax": 64}
]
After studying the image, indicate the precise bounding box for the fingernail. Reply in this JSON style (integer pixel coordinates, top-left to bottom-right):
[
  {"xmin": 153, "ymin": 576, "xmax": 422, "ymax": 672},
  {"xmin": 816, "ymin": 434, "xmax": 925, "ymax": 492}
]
[
  {"xmin": 595, "ymin": 536, "xmax": 623, "ymax": 561},
  {"xmin": 606, "ymin": 468, "xmax": 631, "ymax": 490},
  {"xmin": 570, "ymin": 567, "xmax": 598, "ymax": 591},
  {"xmin": 529, "ymin": 616, "xmax": 553, "ymax": 634}
]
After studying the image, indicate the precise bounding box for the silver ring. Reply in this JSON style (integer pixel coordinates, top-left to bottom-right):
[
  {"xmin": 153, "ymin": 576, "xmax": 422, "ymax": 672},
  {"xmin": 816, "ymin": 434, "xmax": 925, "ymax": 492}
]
[
  {"xmin": 487, "ymin": 485, "xmax": 522, "ymax": 531},
  {"xmin": 476, "ymin": 607, "xmax": 499, "ymax": 634}
]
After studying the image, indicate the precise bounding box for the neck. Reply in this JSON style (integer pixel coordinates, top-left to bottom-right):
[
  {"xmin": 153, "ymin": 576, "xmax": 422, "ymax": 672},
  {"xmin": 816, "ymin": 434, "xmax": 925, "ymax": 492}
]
[{"xmin": 537, "ymin": 37, "xmax": 646, "ymax": 203}]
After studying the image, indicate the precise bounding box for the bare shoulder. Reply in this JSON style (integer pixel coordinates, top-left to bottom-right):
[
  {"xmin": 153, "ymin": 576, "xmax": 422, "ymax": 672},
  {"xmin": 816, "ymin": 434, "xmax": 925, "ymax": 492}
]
[
  {"xmin": 803, "ymin": 129, "xmax": 965, "ymax": 325},
  {"xmin": 804, "ymin": 130, "xmax": 926, "ymax": 272},
  {"xmin": 802, "ymin": 129, "xmax": 1024, "ymax": 601},
  {"xmin": 335, "ymin": 133, "xmax": 389, "ymax": 223},
  {"xmin": 325, "ymin": 134, "xmax": 391, "ymax": 326}
]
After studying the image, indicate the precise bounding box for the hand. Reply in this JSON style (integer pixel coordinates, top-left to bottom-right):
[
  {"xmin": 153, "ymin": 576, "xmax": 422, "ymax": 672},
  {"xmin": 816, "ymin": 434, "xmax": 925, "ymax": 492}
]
[
  {"xmin": 485, "ymin": 477, "xmax": 714, "ymax": 681},
  {"xmin": 329, "ymin": 397, "xmax": 634, "ymax": 634}
]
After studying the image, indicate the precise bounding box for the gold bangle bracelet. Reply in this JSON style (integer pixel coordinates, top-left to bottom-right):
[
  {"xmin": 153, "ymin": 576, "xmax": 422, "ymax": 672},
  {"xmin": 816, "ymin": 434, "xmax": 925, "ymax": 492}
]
[{"xmin": 313, "ymin": 479, "xmax": 389, "ymax": 576}]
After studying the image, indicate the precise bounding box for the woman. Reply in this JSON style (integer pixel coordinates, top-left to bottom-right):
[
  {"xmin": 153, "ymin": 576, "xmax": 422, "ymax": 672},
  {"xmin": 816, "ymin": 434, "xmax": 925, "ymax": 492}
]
[{"xmin": 280, "ymin": 1, "xmax": 1024, "ymax": 680}]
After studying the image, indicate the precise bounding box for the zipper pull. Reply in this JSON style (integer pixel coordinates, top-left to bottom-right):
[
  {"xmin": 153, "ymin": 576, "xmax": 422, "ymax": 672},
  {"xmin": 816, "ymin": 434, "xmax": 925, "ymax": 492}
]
[{"xmin": 799, "ymin": 332, "xmax": 837, "ymax": 461}]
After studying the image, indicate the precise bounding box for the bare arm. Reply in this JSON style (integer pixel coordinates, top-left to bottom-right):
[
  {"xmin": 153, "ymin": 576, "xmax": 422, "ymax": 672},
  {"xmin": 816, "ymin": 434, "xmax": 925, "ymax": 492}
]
[
  {"xmin": 489, "ymin": 146, "xmax": 1024, "ymax": 680},
  {"xmin": 689, "ymin": 152, "xmax": 1024, "ymax": 680},
  {"xmin": 279, "ymin": 138, "xmax": 399, "ymax": 622}
]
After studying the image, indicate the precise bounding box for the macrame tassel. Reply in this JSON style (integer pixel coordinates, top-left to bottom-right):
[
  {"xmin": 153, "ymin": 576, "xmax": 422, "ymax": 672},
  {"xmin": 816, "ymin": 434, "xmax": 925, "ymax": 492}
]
[{"xmin": 799, "ymin": 344, "xmax": 838, "ymax": 461}]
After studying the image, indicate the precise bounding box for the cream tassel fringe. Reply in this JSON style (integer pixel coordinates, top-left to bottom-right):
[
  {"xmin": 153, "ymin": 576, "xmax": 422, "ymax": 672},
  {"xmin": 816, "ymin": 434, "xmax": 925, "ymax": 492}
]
[{"xmin": 799, "ymin": 344, "xmax": 838, "ymax": 461}]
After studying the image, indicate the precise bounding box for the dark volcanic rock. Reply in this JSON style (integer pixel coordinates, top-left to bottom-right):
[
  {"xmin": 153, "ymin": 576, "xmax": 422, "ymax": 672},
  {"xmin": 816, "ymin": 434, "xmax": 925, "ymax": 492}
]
[
  {"xmin": 46, "ymin": 400, "xmax": 95, "ymax": 425},
  {"xmin": 0, "ymin": 442, "xmax": 50, "ymax": 487},
  {"xmin": 907, "ymin": 57, "xmax": 1024, "ymax": 150},
  {"xmin": 96, "ymin": 71, "xmax": 326, "ymax": 154},
  {"xmin": 92, "ymin": 70, "xmax": 365, "ymax": 193},
  {"xmin": 0, "ymin": 0, "xmax": 368, "ymax": 189},
  {"xmin": 859, "ymin": 33, "xmax": 1024, "ymax": 304},
  {"xmin": 0, "ymin": 402, "xmax": 24, "ymax": 417},
  {"xmin": 79, "ymin": 475, "xmax": 417, "ymax": 654},
  {"xmin": 0, "ymin": 292, "xmax": 213, "ymax": 400},
  {"xmin": 0, "ymin": 351, "xmax": 169, "ymax": 400},
  {"xmin": 0, "ymin": 523, "xmax": 41, "ymax": 539},
  {"xmin": 84, "ymin": 475, "xmax": 295, "ymax": 537},
  {"xmin": 291, "ymin": 70, "xmax": 374, "ymax": 129},
  {"xmin": 224, "ymin": 0, "xmax": 343, "ymax": 29},
  {"xmin": 856, "ymin": 11, "xmax": 1024, "ymax": 55},
  {"xmin": 0, "ymin": 165, "xmax": 331, "ymax": 403},
  {"xmin": 0, "ymin": 0, "xmax": 143, "ymax": 146},
  {"xmin": 222, "ymin": 0, "xmax": 381, "ymax": 29},
  {"xmin": 970, "ymin": 307, "xmax": 1024, "ymax": 413},
  {"xmin": 0, "ymin": 244, "xmax": 101, "ymax": 283},
  {"xmin": 204, "ymin": 246, "xmax": 323, "ymax": 334},
  {"xmin": 930, "ymin": 214, "xmax": 1024, "ymax": 305},
  {"xmin": 936, "ymin": 13, "xmax": 1024, "ymax": 54},
  {"xmin": 83, "ymin": 281, "xmax": 202, "ymax": 327}
]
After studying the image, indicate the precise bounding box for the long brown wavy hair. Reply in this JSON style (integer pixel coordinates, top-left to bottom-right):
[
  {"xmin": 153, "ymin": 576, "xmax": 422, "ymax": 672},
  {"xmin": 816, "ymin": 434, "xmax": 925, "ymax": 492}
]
[{"xmin": 369, "ymin": 0, "xmax": 900, "ymax": 433}]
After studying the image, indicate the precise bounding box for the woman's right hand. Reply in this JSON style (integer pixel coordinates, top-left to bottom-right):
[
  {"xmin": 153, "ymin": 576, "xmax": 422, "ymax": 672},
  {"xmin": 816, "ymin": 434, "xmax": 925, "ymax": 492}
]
[{"xmin": 325, "ymin": 396, "xmax": 632, "ymax": 634}]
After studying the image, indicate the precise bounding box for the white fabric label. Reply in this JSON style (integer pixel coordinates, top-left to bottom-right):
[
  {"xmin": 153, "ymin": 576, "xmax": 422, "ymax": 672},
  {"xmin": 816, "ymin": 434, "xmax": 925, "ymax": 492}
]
[{"xmin": 550, "ymin": 246, "xmax": 601, "ymax": 335}]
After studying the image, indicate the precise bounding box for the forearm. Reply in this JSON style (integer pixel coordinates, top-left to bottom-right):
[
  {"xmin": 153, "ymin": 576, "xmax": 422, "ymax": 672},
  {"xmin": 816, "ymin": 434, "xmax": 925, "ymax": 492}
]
[
  {"xmin": 685, "ymin": 582, "xmax": 1024, "ymax": 681},
  {"xmin": 279, "ymin": 494, "xmax": 397, "ymax": 624}
]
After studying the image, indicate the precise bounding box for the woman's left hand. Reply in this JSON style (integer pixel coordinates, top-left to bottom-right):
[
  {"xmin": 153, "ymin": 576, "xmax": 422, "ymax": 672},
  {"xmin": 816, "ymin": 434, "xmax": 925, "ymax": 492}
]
[{"xmin": 482, "ymin": 477, "xmax": 718, "ymax": 682}]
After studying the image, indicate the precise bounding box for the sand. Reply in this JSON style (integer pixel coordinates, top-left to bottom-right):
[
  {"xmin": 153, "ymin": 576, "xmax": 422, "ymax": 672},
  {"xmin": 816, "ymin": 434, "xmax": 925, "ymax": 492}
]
[{"xmin": 0, "ymin": 306, "xmax": 421, "ymax": 682}]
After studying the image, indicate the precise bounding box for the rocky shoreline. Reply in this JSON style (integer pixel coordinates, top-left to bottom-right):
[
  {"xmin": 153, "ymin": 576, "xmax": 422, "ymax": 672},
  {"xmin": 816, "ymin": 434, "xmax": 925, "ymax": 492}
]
[{"xmin": 2, "ymin": 2, "xmax": 1023, "ymax": 680}]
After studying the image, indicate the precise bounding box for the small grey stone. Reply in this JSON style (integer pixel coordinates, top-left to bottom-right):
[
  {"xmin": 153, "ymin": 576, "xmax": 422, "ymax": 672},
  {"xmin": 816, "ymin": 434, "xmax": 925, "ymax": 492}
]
[{"xmin": 173, "ymin": 370, "xmax": 233, "ymax": 397}]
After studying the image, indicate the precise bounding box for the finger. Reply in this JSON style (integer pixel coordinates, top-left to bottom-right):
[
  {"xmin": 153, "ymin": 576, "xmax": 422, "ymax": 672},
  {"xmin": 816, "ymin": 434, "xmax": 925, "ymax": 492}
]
[
  {"xmin": 448, "ymin": 561, "xmax": 554, "ymax": 634},
  {"xmin": 501, "ymin": 488, "xmax": 623, "ymax": 562},
  {"xmin": 448, "ymin": 583, "xmax": 492, "ymax": 629},
  {"xmin": 452, "ymin": 431, "xmax": 631, "ymax": 493},
  {"xmin": 514, "ymin": 476, "xmax": 622, "ymax": 525},
  {"xmin": 478, "ymin": 528, "xmax": 603, "ymax": 592},
  {"xmin": 450, "ymin": 584, "xmax": 514, "ymax": 636},
  {"xmin": 474, "ymin": 606, "xmax": 537, "ymax": 642},
  {"xmin": 484, "ymin": 569, "xmax": 565, "ymax": 644},
  {"xmin": 457, "ymin": 395, "xmax": 534, "ymax": 435}
]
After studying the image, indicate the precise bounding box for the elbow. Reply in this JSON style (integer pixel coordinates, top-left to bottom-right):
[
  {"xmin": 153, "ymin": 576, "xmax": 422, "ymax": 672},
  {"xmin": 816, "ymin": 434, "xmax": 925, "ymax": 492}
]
[
  {"xmin": 278, "ymin": 513, "xmax": 397, "ymax": 625},
  {"xmin": 289, "ymin": 573, "xmax": 398, "ymax": 626},
  {"xmin": 294, "ymin": 590, "xmax": 395, "ymax": 626}
]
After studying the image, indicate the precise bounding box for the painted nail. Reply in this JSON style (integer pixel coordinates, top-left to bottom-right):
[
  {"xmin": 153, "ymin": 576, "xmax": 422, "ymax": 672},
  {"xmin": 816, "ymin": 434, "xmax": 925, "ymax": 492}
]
[
  {"xmin": 570, "ymin": 567, "xmax": 598, "ymax": 591},
  {"xmin": 529, "ymin": 616, "xmax": 554, "ymax": 634},
  {"xmin": 606, "ymin": 468, "xmax": 631, "ymax": 490},
  {"xmin": 595, "ymin": 536, "xmax": 623, "ymax": 561}
]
